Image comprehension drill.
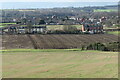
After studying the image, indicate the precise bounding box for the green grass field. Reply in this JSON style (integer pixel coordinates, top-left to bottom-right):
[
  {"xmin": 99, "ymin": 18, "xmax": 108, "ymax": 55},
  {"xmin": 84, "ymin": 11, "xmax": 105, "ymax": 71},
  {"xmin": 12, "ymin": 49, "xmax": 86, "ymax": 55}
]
[
  {"xmin": 21, "ymin": 25, "xmax": 82, "ymax": 30},
  {"xmin": 2, "ymin": 49, "xmax": 118, "ymax": 78},
  {"xmin": 0, "ymin": 23, "xmax": 82, "ymax": 30},
  {"xmin": 0, "ymin": 23, "xmax": 16, "ymax": 27},
  {"xmin": 47, "ymin": 25, "xmax": 82, "ymax": 30},
  {"xmin": 107, "ymin": 31, "xmax": 120, "ymax": 36},
  {"xmin": 94, "ymin": 9, "xmax": 118, "ymax": 12},
  {"xmin": 0, "ymin": 23, "xmax": 16, "ymax": 25},
  {"xmin": 0, "ymin": 24, "xmax": 6, "ymax": 28}
]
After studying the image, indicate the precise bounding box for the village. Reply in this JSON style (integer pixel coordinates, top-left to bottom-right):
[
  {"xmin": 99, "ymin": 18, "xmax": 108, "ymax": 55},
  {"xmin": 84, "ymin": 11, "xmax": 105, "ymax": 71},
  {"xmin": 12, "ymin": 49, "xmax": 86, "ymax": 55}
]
[
  {"xmin": 1, "ymin": 5, "xmax": 119, "ymax": 35},
  {"xmin": 1, "ymin": 15, "xmax": 105, "ymax": 34},
  {"xmin": 1, "ymin": 2, "xmax": 120, "ymax": 79}
]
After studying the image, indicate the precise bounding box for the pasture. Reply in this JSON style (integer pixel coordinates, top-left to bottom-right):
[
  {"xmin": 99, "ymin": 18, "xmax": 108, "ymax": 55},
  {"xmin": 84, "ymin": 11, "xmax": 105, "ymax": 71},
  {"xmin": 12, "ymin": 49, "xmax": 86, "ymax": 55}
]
[
  {"xmin": 2, "ymin": 50, "xmax": 118, "ymax": 78},
  {"xmin": 19, "ymin": 25, "xmax": 82, "ymax": 30},
  {"xmin": 47, "ymin": 25, "xmax": 82, "ymax": 30},
  {"xmin": 107, "ymin": 31, "xmax": 120, "ymax": 36},
  {"xmin": 0, "ymin": 23, "xmax": 82, "ymax": 31},
  {"xmin": 94, "ymin": 9, "xmax": 118, "ymax": 12},
  {"xmin": 0, "ymin": 23, "xmax": 16, "ymax": 27}
]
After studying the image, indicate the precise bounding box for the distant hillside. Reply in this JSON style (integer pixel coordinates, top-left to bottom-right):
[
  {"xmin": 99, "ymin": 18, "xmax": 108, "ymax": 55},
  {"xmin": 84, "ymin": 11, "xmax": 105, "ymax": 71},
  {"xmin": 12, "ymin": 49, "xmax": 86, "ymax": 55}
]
[
  {"xmin": 1, "ymin": 4, "xmax": 118, "ymax": 25},
  {"xmin": 1, "ymin": 5, "xmax": 118, "ymax": 18},
  {"xmin": 105, "ymin": 5, "xmax": 118, "ymax": 9}
]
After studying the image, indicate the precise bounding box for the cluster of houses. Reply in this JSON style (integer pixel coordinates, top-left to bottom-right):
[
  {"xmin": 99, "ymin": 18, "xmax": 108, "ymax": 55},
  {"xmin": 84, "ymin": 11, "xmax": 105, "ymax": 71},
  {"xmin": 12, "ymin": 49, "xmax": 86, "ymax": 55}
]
[
  {"xmin": 0, "ymin": 23, "xmax": 103, "ymax": 34},
  {"xmin": 81, "ymin": 19, "xmax": 104, "ymax": 33},
  {"xmin": 10, "ymin": 13, "xmax": 108, "ymax": 25},
  {"xmin": 0, "ymin": 15, "xmax": 104, "ymax": 34},
  {"xmin": 82, "ymin": 23, "xmax": 103, "ymax": 34},
  {"xmin": 1, "ymin": 24, "xmax": 47, "ymax": 34}
]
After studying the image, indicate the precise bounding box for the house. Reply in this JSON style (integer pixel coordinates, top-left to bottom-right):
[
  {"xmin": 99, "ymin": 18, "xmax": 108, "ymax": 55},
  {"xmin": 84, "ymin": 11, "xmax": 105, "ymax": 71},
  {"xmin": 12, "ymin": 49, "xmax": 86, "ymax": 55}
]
[
  {"xmin": 82, "ymin": 23, "xmax": 103, "ymax": 34},
  {"xmin": 1, "ymin": 24, "xmax": 47, "ymax": 34},
  {"xmin": 17, "ymin": 26, "xmax": 47, "ymax": 34},
  {"xmin": 69, "ymin": 16, "xmax": 76, "ymax": 20}
]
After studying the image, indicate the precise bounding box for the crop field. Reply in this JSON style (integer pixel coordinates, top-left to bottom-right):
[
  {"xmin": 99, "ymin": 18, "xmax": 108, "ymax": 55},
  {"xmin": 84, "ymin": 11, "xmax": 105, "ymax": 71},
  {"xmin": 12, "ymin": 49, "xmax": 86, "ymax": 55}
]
[
  {"xmin": 2, "ymin": 50, "xmax": 118, "ymax": 78},
  {"xmin": 2, "ymin": 34, "xmax": 118, "ymax": 49}
]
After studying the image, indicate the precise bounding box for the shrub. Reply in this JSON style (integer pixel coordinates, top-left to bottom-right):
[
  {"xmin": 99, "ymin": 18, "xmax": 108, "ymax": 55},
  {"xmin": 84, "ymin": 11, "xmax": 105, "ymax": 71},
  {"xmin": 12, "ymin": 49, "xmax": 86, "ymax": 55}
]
[
  {"xmin": 105, "ymin": 42, "xmax": 120, "ymax": 52},
  {"xmin": 86, "ymin": 42, "xmax": 119, "ymax": 52},
  {"xmin": 86, "ymin": 43, "xmax": 107, "ymax": 51}
]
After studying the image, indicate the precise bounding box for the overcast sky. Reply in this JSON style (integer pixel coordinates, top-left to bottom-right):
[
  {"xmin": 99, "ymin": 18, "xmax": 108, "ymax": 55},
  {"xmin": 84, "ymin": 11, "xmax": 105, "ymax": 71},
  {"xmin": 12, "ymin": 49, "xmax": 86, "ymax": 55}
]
[
  {"xmin": 0, "ymin": 0, "xmax": 119, "ymax": 9},
  {"xmin": 0, "ymin": 0, "xmax": 119, "ymax": 2}
]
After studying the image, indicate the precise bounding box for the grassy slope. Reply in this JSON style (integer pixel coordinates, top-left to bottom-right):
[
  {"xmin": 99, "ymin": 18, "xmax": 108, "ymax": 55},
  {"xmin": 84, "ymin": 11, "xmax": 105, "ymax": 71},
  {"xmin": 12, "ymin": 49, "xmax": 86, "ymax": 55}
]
[
  {"xmin": 107, "ymin": 31, "xmax": 120, "ymax": 36},
  {"xmin": 2, "ymin": 50, "xmax": 118, "ymax": 78}
]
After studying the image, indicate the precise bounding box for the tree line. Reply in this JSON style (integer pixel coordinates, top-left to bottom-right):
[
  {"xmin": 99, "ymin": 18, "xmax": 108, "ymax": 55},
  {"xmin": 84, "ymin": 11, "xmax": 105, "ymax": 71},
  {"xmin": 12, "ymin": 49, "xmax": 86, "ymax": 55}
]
[{"xmin": 81, "ymin": 42, "xmax": 120, "ymax": 52}]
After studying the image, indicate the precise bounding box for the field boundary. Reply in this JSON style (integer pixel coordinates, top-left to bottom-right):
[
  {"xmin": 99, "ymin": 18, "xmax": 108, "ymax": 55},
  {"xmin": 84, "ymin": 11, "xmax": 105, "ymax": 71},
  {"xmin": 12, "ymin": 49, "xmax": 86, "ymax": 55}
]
[{"xmin": 27, "ymin": 35, "xmax": 38, "ymax": 49}]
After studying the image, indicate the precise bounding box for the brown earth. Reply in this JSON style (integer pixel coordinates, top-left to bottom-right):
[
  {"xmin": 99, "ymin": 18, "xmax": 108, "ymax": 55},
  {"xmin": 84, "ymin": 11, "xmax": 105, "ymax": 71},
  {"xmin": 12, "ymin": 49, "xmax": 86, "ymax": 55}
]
[{"xmin": 2, "ymin": 34, "xmax": 119, "ymax": 49}]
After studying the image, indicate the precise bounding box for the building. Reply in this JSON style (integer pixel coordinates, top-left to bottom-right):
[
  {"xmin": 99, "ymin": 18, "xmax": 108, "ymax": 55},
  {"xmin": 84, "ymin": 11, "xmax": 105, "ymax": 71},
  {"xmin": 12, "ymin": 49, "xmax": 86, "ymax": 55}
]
[
  {"xmin": 81, "ymin": 23, "xmax": 103, "ymax": 34},
  {"xmin": 1, "ymin": 24, "xmax": 47, "ymax": 34}
]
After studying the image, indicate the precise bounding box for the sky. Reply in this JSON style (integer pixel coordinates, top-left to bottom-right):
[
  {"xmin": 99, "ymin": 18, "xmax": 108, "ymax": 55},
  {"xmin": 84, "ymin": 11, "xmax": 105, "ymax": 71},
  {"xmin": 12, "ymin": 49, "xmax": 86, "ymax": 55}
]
[
  {"xmin": 0, "ymin": 0, "xmax": 119, "ymax": 2},
  {"xmin": 0, "ymin": 0, "xmax": 119, "ymax": 9}
]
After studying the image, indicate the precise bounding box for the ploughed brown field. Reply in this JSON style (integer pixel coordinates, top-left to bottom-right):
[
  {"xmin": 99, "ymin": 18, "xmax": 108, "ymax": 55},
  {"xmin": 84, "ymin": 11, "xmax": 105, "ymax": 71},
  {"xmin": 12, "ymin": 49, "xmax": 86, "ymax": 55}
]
[{"xmin": 2, "ymin": 34, "xmax": 118, "ymax": 49}]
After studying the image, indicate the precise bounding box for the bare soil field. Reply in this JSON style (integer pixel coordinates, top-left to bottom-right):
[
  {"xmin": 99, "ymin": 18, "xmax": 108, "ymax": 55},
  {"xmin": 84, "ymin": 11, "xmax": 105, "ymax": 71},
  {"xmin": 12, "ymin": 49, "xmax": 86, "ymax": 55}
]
[
  {"xmin": 2, "ymin": 51, "xmax": 118, "ymax": 78},
  {"xmin": 2, "ymin": 34, "xmax": 118, "ymax": 49}
]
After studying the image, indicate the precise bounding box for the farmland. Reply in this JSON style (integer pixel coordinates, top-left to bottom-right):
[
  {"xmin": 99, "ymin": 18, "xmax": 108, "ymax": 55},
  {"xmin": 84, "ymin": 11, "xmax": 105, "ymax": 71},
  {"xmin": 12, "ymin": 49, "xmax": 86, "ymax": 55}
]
[
  {"xmin": 47, "ymin": 25, "xmax": 82, "ymax": 30},
  {"xmin": 2, "ymin": 34, "xmax": 118, "ymax": 49},
  {"xmin": 2, "ymin": 50, "xmax": 118, "ymax": 78},
  {"xmin": 107, "ymin": 31, "xmax": 120, "ymax": 36},
  {"xmin": 0, "ymin": 22, "xmax": 118, "ymax": 31},
  {"xmin": 0, "ymin": 23, "xmax": 16, "ymax": 27},
  {"xmin": 1, "ymin": 3, "xmax": 119, "ymax": 79},
  {"xmin": 0, "ymin": 23, "xmax": 82, "ymax": 30},
  {"xmin": 94, "ymin": 9, "xmax": 117, "ymax": 12}
]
